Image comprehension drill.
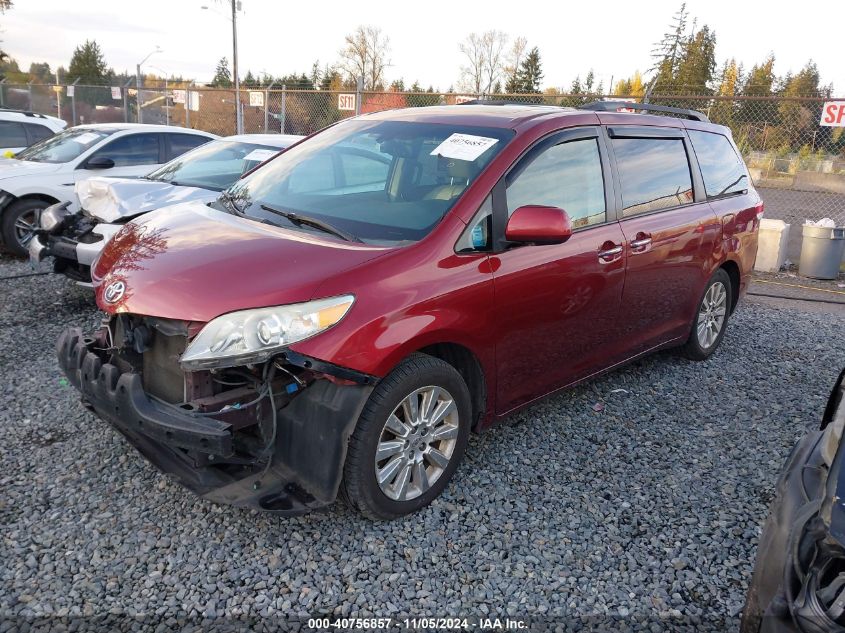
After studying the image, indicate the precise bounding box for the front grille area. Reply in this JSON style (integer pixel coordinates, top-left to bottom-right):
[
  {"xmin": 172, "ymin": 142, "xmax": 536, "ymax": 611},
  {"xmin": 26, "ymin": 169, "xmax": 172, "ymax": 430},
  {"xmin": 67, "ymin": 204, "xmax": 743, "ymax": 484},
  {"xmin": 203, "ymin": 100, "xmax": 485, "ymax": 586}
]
[{"xmin": 110, "ymin": 315, "xmax": 189, "ymax": 404}]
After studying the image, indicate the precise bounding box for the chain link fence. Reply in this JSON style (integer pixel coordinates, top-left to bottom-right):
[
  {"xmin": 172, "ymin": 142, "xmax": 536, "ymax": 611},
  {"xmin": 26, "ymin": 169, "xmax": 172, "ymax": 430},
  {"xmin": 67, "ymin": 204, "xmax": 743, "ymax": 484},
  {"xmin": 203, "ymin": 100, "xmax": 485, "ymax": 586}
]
[{"xmin": 5, "ymin": 83, "xmax": 844, "ymax": 227}]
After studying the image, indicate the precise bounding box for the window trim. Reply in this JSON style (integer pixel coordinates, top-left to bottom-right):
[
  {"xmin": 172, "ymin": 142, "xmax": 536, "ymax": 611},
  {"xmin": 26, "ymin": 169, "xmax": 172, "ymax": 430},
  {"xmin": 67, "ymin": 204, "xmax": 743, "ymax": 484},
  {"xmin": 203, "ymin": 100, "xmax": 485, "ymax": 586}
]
[
  {"xmin": 487, "ymin": 126, "xmax": 616, "ymax": 253},
  {"xmin": 686, "ymin": 129, "xmax": 750, "ymax": 202},
  {"xmin": 603, "ymin": 126, "xmax": 707, "ymax": 221}
]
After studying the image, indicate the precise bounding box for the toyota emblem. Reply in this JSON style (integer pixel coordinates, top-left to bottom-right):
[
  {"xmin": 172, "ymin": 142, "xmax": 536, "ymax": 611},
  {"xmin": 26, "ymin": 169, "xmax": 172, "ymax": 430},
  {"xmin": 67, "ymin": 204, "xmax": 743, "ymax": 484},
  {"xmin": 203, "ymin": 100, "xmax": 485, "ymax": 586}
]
[{"xmin": 103, "ymin": 280, "xmax": 126, "ymax": 304}]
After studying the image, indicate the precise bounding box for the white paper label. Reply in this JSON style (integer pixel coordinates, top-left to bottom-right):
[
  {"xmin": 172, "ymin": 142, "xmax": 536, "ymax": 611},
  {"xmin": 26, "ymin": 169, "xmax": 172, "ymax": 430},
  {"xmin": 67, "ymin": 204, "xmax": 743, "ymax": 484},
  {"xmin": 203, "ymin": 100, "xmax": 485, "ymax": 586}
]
[
  {"xmin": 74, "ymin": 132, "xmax": 101, "ymax": 145},
  {"xmin": 243, "ymin": 148, "xmax": 278, "ymax": 163},
  {"xmin": 430, "ymin": 133, "xmax": 498, "ymax": 161}
]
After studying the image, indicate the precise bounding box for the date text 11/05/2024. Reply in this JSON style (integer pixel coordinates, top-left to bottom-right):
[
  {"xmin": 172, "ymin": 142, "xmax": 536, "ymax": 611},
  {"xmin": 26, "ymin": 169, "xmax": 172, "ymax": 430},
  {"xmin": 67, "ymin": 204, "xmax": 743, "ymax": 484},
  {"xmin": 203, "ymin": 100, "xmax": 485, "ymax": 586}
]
[{"xmin": 306, "ymin": 617, "xmax": 528, "ymax": 630}]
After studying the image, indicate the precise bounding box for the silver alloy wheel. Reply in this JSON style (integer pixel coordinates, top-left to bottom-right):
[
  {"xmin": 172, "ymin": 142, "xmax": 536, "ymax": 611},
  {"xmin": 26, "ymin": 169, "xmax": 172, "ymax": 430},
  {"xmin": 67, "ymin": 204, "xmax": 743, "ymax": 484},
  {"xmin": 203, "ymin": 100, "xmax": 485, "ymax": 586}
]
[
  {"xmin": 14, "ymin": 208, "xmax": 42, "ymax": 247},
  {"xmin": 696, "ymin": 281, "xmax": 727, "ymax": 349},
  {"xmin": 374, "ymin": 385, "xmax": 460, "ymax": 501}
]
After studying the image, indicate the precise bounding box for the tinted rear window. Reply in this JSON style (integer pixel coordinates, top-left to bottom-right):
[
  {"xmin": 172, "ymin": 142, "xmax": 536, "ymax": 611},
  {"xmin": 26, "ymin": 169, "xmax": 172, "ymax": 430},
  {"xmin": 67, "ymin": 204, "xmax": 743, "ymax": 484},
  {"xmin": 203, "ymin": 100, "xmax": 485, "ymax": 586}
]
[
  {"xmin": 688, "ymin": 130, "xmax": 748, "ymax": 199},
  {"xmin": 612, "ymin": 137, "xmax": 693, "ymax": 216},
  {"xmin": 25, "ymin": 123, "xmax": 55, "ymax": 144}
]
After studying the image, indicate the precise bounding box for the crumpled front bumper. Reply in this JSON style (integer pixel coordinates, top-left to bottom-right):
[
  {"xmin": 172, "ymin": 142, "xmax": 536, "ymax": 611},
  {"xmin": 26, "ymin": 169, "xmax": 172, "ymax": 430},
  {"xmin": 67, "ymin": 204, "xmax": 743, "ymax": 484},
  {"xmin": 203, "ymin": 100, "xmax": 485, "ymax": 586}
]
[
  {"xmin": 30, "ymin": 203, "xmax": 122, "ymax": 283},
  {"xmin": 57, "ymin": 327, "xmax": 374, "ymax": 515}
]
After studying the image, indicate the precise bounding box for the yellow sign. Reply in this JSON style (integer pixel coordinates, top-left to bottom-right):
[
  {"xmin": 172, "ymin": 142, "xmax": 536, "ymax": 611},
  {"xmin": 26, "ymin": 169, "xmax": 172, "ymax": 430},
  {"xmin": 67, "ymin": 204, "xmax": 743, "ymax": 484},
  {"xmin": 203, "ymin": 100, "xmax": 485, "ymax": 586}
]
[{"xmin": 52, "ymin": 85, "xmax": 63, "ymax": 94}]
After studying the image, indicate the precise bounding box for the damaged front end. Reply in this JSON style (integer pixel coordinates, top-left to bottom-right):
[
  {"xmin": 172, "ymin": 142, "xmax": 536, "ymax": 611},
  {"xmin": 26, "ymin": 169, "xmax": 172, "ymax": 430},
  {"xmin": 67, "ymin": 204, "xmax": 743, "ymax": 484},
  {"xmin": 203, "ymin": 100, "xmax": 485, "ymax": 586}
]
[
  {"xmin": 742, "ymin": 369, "xmax": 845, "ymax": 633},
  {"xmin": 57, "ymin": 315, "xmax": 375, "ymax": 514},
  {"xmin": 30, "ymin": 201, "xmax": 122, "ymax": 284}
]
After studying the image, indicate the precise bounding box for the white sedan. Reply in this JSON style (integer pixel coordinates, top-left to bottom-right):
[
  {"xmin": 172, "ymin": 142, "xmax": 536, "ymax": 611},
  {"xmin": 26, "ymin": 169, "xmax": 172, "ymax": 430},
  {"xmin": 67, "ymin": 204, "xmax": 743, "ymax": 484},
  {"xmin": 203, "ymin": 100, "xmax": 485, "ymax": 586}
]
[
  {"xmin": 0, "ymin": 123, "xmax": 217, "ymax": 254},
  {"xmin": 31, "ymin": 133, "xmax": 303, "ymax": 284}
]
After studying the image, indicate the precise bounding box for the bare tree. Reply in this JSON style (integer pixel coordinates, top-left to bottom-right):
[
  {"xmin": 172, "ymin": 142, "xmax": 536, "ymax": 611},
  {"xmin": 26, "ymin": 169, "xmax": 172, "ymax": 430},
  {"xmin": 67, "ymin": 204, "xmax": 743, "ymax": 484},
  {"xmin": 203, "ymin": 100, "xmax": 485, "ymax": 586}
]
[
  {"xmin": 458, "ymin": 32, "xmax": 485, "ymax": 95},
  {"xmin": 338, "ymin": 25, "xmax": 391, "ymax": 90},
  {"xmin": 459, "ymin": 30, "xmax": 508, "ymax": 96},
  {"xmin": 480, "ymin": 30, "xmax": 508, "ymax": 95},
  {"xmin": 503, "ymin": 36, "xmax": 527, "ymax": 91}
]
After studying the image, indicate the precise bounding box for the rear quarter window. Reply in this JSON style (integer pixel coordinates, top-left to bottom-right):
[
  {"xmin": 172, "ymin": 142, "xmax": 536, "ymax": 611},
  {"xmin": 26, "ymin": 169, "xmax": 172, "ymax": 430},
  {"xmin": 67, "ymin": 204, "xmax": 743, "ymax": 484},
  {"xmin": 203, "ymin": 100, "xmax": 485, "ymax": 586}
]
[
  {"xmin": 612, "ymin": 137, "xmax": 694, "ymax": 216},
  {"xmin": 0, "ymin": 120, "xmax": 27, "ymax": 147},
  {"xmin": 687, "ymin": 130, "xmax": 749, "ymax": 199}
]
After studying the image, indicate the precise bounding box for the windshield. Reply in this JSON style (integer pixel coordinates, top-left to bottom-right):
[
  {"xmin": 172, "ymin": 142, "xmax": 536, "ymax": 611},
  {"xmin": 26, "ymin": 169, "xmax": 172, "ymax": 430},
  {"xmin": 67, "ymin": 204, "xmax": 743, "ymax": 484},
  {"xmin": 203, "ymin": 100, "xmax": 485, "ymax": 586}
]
[
  {"xmin": 15, "ymin": 127, "xmax": 114, "ymax": 163},
  {"xmin": 146, "ymin": 140, "xmax": 283, "ymax": 191},
  {"xmin": 221, "ymin": 120, "xmax": 513, "ymax": 245}
]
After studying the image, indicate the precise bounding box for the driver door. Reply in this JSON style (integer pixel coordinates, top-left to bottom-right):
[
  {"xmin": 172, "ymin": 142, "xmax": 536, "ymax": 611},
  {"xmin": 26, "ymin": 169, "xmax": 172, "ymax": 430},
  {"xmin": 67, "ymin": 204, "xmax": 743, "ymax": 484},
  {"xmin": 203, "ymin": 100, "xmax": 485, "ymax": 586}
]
[
  {"xmin": 488, "ymin": 127, "xmax": 628, "ymax": 414},
  {"xmin": 75, "ymin": 133, "xmax": 164, "ymax": 183}
]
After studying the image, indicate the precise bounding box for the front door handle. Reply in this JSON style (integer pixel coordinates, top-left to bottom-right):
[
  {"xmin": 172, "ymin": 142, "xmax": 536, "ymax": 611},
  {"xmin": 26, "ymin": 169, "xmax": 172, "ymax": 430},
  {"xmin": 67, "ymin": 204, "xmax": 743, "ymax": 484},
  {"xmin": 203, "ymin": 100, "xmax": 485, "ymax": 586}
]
[
  {"xmin": 598, "ymin": 243, "xmax": 623, "ymax": 263},
  {"xmin": 630, "ymin": 232, "xmax": 652, "ymax": 252}
]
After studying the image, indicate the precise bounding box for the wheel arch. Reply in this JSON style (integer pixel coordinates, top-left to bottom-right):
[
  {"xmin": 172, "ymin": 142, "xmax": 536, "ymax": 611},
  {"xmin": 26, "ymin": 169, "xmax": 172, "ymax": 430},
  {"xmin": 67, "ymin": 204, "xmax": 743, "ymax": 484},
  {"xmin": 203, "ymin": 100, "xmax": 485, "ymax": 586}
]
[
  {"xmin": 719, "ymin": 258, "xmax": 741, "ymax": 315},
  {"xmin": 417, "ymin": 342, "xmax": 488, "ymax": 432}
]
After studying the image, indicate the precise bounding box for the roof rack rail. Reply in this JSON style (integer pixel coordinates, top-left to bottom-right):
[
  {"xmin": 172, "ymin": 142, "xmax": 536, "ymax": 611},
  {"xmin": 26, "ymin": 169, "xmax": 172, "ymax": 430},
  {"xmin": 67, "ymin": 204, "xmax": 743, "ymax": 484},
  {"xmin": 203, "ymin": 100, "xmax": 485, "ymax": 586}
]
[
  {"xmin": 455, "ymin": 99, "xmax": 554, "ymax": 107},
  {"xmin": 580, "ymin": 101, "xmax": 709, "ymax": 122},
  {"xmin": 0, "ymin": 107, "xmax": 50, "ymax": 119}
]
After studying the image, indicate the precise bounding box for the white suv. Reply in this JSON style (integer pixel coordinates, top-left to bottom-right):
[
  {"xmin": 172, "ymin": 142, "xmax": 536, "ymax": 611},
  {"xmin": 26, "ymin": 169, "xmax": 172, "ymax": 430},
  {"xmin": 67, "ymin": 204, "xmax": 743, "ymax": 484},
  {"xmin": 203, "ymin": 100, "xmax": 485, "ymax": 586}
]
[
  {"xmin": 0, "ymin": 123, "xmax": 217, "ymax": 254},
  {"xmin": 0, "ymin": 109, "xmax": 66, "ymax": 155}
]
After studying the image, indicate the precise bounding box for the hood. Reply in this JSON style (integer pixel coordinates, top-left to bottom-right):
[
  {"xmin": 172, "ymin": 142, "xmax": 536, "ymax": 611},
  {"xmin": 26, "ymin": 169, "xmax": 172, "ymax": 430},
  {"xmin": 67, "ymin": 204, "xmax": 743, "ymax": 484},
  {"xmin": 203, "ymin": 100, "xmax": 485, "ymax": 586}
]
[
  {"xmin": 0, "ymin": 158, "xmax": 64, "ymax": 180},
  {"xmin": 78, "ymin": 177, "xmax": 217, "ymax": 222},
  {"xmin": 92, "ymin": 201, "xmax": 391, "ymax": 322}
]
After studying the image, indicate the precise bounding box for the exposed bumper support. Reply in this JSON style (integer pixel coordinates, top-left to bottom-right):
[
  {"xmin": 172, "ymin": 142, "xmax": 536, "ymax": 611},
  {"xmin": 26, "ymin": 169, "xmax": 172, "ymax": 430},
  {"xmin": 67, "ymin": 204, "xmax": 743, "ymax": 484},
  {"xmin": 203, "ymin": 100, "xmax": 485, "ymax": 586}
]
[{"xmin": 57, "ymin": 327, "xmax": 374, "ymax": 514}]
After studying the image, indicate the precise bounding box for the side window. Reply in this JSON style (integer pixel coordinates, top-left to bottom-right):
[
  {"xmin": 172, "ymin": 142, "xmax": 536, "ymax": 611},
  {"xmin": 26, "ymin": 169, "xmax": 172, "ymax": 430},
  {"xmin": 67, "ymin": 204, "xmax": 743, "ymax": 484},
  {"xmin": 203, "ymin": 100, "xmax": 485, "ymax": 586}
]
[
  {"xmin": 0, "ymin": 121, "xmax": 28, "ymax": 147},
  {"xmin": 288, "ymin": 153, "xmax": 336, "ymax": 194},
  {"xmin": 456, "ymin": 195, "xmax": 493, "ymax": 252},
  {"xmin": 168, "ymin": 133, "xmax": 211, "ymax": 160},
  {"xmin": 611, "ymin": 137, "xmax": 693, "ymax": 216},
  {"xmin": 506, "ymin": 138, "xmax": 606, "ymax": 229},
  {"xmin": 24, "ymin": 123, "xmax": 54, "ymax": 144},
  {"xmin": 339, "ymin": 151, "xmax": 390, "ymax": 190},
  {"xmin": 90, "ymin": 133, "xmax": 161, "ymax": 167},
  {"xmin": 687, "ymin": 130, "xmax": 748, "ymax": 199}
]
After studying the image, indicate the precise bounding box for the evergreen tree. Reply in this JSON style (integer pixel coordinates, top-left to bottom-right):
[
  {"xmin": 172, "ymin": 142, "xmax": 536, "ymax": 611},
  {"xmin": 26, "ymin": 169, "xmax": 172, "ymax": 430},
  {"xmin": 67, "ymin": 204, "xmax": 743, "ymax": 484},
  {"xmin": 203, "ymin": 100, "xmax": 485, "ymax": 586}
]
[
  {"xmin": 516, "ymin": 47, "xmax": 543, "ymax": 94},
  {"xmin": 243, "ymin": 70, "xmax": 257, "ymax": 88},
  {"xmin": 674, "ymin": 25, "xmax": 717, "ymax": 94},
  {"xmin": 736, "ymin": 55, "xmax": 776, "ymax": 124},
  {"xmin": 211, "ymin": 57, "xmax": 232, "ymax": 88},
  {"xmin": 28, "ymin": 62, "xmax": 52, "ymax": 83},
  {"xmin": 67, "ymin": 40, "xmax": 109, "ymax": 85},
  {"xmin": 650, "ymin": 3, "xmax": 689, "ymax": 92}
]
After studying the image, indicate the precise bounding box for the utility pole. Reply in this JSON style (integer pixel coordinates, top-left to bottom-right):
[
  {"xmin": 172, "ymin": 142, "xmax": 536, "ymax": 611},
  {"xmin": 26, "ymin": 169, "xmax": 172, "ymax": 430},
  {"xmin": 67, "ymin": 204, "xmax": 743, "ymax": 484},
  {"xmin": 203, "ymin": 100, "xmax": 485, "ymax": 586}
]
[{"xmin": 232, "ymin": 0, "xmax": 242, "ymax": 134}]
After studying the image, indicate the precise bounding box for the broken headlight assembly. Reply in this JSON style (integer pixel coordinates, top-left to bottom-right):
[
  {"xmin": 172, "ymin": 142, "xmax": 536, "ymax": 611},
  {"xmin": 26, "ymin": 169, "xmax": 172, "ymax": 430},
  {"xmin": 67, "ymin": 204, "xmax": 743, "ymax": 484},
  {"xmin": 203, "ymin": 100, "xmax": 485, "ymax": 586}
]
[{"xmin": 180, "ymin": 295, "xmax": 354, "ymax": 371}]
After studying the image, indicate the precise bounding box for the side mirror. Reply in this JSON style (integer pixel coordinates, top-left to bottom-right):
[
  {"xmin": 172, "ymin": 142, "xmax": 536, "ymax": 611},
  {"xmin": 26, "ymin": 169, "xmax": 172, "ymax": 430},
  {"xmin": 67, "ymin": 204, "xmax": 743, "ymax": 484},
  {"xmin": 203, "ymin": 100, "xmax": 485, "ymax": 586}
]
[
  {"xmin": 85, "ymin": 155, "xmax": 115, "ymax": 170},
  {"xmin": 505, "ymin": 205, "xmax": 572, "ymax": 244}
]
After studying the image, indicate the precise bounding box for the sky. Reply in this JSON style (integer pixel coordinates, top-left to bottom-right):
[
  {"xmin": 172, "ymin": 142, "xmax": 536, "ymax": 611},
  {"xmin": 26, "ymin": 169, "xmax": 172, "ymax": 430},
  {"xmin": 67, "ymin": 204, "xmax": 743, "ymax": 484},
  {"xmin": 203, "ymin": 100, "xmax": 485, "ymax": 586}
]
[{"xmin": 3, "ymin": 0, "xmax": 844, "ymax": 93}]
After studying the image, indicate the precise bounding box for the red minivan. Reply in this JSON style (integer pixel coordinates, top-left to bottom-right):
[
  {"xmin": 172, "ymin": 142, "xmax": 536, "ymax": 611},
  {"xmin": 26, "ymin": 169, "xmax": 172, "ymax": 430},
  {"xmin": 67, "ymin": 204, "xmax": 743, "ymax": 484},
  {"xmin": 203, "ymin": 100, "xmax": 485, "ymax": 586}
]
[{"xmin": 58, "ymin": 102, "xmax": 762, "ymax": 519}]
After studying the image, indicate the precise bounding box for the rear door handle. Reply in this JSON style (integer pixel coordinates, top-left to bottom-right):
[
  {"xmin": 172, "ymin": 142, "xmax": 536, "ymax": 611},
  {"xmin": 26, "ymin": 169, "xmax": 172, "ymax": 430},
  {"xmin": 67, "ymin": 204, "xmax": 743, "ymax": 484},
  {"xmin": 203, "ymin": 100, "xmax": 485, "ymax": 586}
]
[
  {"xmin": 597, "ymin": 243, "xmax": 623, "ymax": 263},
  {"xmin": 630, "ymin": 232, "xmax": 652, "ymax": 252}
]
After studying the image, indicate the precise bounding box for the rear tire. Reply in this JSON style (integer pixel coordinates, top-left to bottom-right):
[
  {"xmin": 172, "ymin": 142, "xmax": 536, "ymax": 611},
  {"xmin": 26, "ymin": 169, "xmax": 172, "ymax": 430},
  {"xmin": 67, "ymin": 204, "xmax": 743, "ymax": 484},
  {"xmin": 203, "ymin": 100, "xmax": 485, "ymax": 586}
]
[
  {"xmin": 681, "ymin": 268, "xmax": 732, "ymax": 361},
  {"xmin": 1, "ymin": 199, "xmax": 49, "ymax": 256},
  {"xmin": 342, "ymin": 353, "xmax": 471, "ymax": 520}
]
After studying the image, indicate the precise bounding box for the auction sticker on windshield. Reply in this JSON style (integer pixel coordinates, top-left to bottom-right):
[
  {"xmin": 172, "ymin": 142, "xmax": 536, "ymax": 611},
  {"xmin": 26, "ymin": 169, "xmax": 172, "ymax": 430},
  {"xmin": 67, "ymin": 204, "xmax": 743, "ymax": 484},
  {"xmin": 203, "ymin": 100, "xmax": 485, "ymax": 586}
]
[
  {"xmin": 243, "ymin": 148, "xmax": 279, "ymax": 162},
  {"xmin": 430, "ymin": 133, "xmax": 498, "ymax": 161},
  {"xmin": 74, "ymin": 132, "xmax": 102, "ymax": 145}
]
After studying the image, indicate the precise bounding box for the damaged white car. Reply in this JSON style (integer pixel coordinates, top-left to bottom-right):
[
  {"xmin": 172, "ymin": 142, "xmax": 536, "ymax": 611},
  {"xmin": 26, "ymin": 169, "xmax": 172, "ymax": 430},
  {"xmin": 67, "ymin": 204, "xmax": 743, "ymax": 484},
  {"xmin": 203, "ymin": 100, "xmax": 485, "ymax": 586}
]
[{"xmin": 29, "ymin": 133, "xmax": 302, "ymax": 284}]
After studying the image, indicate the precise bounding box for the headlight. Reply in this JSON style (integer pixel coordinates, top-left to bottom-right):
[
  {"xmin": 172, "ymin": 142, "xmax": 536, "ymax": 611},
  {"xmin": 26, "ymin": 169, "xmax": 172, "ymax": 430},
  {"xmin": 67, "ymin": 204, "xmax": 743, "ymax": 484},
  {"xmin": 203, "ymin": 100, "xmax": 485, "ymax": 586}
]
[
  {"xmin": 40, "ymin": 202, "xmax": 73, "ymax": 233},
  {"xmin": 180, "ymin": 295, "xmax": 354, "ymax": 370}
]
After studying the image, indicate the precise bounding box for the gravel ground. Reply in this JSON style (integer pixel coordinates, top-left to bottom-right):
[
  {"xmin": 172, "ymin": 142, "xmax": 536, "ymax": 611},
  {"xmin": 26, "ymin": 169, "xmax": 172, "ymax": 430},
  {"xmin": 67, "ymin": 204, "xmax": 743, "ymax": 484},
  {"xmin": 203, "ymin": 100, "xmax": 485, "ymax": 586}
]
[{"xmin": 1, "ymin": 252, "xmax": 844, "ymax": 632}]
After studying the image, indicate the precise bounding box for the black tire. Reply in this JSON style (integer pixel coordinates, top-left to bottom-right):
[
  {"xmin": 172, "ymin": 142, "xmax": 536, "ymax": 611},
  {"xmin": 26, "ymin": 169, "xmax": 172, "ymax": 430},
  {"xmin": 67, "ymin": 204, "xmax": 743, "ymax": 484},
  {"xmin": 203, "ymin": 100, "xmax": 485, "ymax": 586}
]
[
  {"xmin": 681, "ymin": 268, "xmax": 732, "ymax": 361},
  {"xmin": 1, "ymin": 199, "xmax": 48, "ymax": 256},
  {"xmin": 342, "ymin": 353, "xmax": 472, "ymax": 520}
]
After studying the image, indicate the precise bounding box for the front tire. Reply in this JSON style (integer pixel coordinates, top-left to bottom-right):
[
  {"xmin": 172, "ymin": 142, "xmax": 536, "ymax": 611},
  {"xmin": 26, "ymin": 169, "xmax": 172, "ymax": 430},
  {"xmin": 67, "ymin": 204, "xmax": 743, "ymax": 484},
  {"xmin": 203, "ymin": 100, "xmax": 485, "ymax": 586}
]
[
  {"xmin": 342, "ymin": 354, "xmax": 471, "ymax": 520},
  {"xmin": 681, "ymin": 268, "xmax": 732, "ymax": 361},
  {"xmin": 1, "ymin": 199, "xmax": 49, "ymax": 256}
]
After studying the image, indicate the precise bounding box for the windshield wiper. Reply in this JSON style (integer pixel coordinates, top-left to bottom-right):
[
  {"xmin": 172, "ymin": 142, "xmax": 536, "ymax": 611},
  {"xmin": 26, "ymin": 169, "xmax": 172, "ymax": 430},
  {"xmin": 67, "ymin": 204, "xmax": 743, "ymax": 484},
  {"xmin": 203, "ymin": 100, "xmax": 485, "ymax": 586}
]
[
  {"xmin": 219, "ymin": 190, "xmax": 244, "ymax": 215},
  {"xmin": 259, "ymin": 203, "xmax": 361, "ymax": 243}
]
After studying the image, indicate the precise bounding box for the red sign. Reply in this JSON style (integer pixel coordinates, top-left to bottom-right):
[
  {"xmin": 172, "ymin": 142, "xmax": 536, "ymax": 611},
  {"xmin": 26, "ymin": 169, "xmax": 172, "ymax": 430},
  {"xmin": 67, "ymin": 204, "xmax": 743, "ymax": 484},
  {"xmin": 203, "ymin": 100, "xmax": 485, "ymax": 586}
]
[{"xmin": 820, "ymin": 101, "xmax": 845, "ymax": 127}]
